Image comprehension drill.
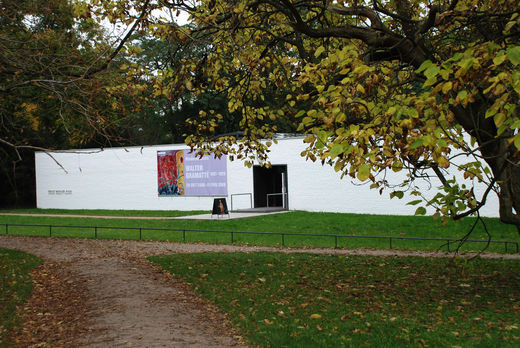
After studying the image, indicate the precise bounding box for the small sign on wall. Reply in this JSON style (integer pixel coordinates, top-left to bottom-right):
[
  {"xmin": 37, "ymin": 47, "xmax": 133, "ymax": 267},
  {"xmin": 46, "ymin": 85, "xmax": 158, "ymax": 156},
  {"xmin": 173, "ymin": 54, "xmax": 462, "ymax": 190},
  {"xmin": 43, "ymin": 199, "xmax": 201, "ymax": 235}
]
[{"xmin": 48, "ymin": 190, "xmax": 72, "ymax": 195}]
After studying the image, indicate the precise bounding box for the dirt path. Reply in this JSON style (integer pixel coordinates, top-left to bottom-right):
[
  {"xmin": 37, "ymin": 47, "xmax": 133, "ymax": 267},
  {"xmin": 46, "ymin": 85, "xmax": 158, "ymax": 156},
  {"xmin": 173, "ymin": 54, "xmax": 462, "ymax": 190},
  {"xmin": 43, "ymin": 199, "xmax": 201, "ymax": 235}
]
[
  {"xmin": 2, "ymin": 236, "xmax": 519, "ymax": 347},
  {"xmin": 1, "ymin": 237, "xmax": 249, "ymax": 347}
]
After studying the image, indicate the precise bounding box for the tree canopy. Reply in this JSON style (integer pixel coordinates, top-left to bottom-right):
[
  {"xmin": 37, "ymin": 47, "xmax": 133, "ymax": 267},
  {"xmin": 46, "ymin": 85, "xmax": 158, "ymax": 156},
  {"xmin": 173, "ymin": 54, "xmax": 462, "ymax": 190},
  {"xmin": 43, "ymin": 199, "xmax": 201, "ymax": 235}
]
[
  {"xmin": 0, "ymin": 0, "xmax": 146, "ymax": 206},
  {"xmin": 86, "ymin": 0, "xmax": 520, "ymax": 230},
  {"xmin": 5, "ymin": 0, "xmax": 520, "ymax": 232}
]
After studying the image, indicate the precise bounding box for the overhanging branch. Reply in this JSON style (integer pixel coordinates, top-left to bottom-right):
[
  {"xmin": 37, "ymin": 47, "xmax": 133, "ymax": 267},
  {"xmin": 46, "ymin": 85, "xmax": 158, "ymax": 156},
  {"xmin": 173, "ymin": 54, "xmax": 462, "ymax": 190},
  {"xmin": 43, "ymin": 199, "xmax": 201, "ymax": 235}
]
[{"xmin": 82, "ymin": 0, "xmax": 151, "ymax": 78}]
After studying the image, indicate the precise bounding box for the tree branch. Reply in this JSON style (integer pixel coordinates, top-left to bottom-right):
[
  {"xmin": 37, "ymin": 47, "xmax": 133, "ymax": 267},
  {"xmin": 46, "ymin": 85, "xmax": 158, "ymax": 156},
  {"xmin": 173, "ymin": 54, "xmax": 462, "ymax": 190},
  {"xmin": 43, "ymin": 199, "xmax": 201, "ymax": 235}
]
[
  {"xmin": 416, "ymin": 5, "xmax": 439, "ymax": 35},
  {"xmin": 454, "ymin": 178, "xmax": 497, "ymax": 220},
  {"xmin": 326, "ymin": 5, "xmax": 387, "ymax": 32},
  {"xmin": 82, "ymin": 0, "xmax": 151, "ymax": 78}
]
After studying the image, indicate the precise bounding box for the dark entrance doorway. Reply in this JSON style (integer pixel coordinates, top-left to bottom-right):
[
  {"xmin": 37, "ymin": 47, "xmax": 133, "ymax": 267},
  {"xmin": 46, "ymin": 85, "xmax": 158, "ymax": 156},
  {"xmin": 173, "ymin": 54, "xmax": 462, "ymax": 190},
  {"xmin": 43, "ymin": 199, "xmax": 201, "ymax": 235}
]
[{"xmin": 253, "ymin": 165, "xmax": 288, "ymax": 209}]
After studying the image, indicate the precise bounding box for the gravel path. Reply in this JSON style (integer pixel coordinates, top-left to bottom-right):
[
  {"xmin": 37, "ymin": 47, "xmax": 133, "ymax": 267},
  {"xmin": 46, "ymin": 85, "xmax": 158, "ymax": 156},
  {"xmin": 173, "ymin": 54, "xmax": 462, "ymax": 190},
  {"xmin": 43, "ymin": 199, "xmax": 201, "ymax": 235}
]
[{"xmin": 2, "ymin": 235, "xmax": 519, "ymax": 347}]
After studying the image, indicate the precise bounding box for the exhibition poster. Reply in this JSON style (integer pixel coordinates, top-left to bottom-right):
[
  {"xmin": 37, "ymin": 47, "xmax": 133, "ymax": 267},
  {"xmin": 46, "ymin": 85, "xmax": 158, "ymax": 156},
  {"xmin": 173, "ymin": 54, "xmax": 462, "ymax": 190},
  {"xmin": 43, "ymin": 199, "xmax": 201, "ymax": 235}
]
[{"xmin": 157, "ymin": 150, "xmax": 227, "ymax": 196}]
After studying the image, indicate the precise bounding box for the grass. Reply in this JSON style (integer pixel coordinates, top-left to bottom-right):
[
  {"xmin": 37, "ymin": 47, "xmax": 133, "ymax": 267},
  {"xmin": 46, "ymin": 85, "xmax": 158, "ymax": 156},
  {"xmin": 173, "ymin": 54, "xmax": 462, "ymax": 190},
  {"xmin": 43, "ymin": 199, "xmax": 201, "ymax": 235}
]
[
  {"xmin": 0, "ymin": 210, "xmax": 520, "ymax": 252},
  {"xmin": 0, "ymin": 210, "xmax": 519, "ymax": 253},
  {"xmin": 1, "ymin": 210, "xmax": 519, "ymax": 346},
  {"xmin": 0, "ymin": 249, "xmax": 42, "ymax": 347},
  {"xmin": 149, "ymin": 252, "xmax": 520, "ymax": 347}
]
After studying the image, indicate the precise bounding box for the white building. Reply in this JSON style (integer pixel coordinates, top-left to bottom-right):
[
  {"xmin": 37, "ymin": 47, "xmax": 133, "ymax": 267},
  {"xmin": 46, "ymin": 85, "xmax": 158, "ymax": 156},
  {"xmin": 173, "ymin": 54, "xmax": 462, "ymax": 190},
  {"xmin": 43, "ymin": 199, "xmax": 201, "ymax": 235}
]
[{"xmin": 35, "ymin": 136, "xmax": 499, "ymax": 216}]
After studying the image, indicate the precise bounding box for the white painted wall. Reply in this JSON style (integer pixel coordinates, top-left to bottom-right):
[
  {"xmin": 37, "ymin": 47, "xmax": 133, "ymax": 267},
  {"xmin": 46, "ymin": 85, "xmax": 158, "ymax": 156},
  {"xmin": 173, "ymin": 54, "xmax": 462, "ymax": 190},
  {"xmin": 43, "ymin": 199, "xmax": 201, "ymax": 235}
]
[
  {"xmin": 266, "ymin": 138, "xmax": 499, "ymax": 217},
  {"xmin": 35, "ymin": 137, "xmax": 500, "ymax": 216},
  {"xmin": 36, "ymin": 144, "xmax": 250, "ymax": 211}
]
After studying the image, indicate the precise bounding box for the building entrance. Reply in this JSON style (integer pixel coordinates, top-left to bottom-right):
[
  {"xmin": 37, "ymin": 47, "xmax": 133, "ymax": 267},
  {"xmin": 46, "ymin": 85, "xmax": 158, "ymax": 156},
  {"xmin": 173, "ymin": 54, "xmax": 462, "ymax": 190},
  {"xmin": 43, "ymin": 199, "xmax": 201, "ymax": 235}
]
[{"xmin": 253, "ymin": 165, "xmax": 288, "ymax": 209}]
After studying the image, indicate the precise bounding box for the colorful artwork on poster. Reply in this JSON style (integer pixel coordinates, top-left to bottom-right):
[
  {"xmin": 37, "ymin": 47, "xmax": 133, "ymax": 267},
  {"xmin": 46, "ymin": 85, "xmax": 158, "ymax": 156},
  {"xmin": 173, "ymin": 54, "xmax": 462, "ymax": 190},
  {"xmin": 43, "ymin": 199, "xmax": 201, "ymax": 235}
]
[
  {"xmin": 157, "ymin": 150, "xmax": 227, "ymax": 196},
  {"xmin": 157, "ymin": 150, "xmax": 185, "ymax": 196}
]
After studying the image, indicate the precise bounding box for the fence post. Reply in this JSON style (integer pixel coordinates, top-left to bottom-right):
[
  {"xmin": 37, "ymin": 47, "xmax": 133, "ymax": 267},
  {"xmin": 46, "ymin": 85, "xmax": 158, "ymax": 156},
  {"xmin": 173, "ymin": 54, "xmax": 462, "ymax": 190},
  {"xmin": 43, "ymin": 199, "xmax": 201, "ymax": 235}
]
[
  {"xmin": 334, "ymin": 235, "xmax": 338, "ymax": 249},
  {"xmin": 389, "ymin": 237, "xmax": 392, "ymax": 249},
  {"xmin": 447, "ymin": 240, "xmax": 450, "ymax": 252},
  {"xmin": 505, "ymin": 241, "xmax": 508, "ymax": 253},
  {"xmin": 231, "ymin": 231, "xmax": 234, "ymax": 244},
  {"xmin": 5, "ymin": 224, "xmax": 7, "ymax": 235},
  {"xmin": 49, "ymin": 225, "xmax": 52, "ymax": 237},
  {"xmin": 139, "ymin": 228, "xmax": 142, "ymax": 241},
  {"xmin": 94, "ymin": 226, "xmax": 98, "ymax": 239},
  {"xmin": 183, "ymin": 229, "xmax": 186, "ymax": 242},
  {"xmin": 282, "ymin": 233, "xmax": 285, "ymax": 247}
]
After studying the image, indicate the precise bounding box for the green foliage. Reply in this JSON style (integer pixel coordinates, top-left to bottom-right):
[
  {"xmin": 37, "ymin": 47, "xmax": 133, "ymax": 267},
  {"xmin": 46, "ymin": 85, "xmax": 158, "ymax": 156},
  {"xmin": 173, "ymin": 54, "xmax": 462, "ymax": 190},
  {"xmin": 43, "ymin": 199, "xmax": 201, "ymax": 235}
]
[
  {"xmin": 81, "ymin": 0, "xmax": 520, "ymax": 228},
  {"xmin": 150, "ymin": 252, "xmax": 520, "ymax": 347},
  {"xmin": 5, "ymin": 0, "xmax": 520, "ymax": 227},
  {"xmin": 0, "ymin": 0, "xmax": 127, "ymax": 149},
  {"xmin": 0, "ymin": 0, "xmax": 136, "ymax": 208},
  {"xmin": 0, "ymin": 249, "xmax": 42, "ymax": 346},
  {"xmin": 2, "ymin": 0, "xmax": 518, "ymax": 226},
  {"xmin": 115, "ymin": 27, "xmax": 299, "ymax": 149}
]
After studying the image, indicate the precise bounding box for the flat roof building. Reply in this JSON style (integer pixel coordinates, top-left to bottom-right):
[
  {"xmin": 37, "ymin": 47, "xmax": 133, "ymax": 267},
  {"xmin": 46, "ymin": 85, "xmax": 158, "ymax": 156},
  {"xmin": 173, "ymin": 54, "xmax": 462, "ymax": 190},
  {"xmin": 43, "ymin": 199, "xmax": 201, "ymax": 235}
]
[{"xmin": 35, "ymin": 136, "xmax": 499, "ymax": 217}]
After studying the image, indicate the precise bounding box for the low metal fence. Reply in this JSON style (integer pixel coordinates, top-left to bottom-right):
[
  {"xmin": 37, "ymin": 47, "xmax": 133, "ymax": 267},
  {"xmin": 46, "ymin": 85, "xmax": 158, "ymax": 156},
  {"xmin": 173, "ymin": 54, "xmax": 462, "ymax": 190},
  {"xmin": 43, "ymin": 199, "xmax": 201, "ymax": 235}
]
[{"xmin": 1, "ymin": 223, "xmax": 518, "ymax": 253}]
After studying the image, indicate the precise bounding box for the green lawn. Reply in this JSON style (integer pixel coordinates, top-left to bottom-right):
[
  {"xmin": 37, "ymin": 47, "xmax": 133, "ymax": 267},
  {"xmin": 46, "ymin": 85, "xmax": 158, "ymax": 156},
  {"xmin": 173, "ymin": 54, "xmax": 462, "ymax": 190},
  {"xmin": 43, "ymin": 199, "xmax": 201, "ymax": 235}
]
[
  {"xmin": 1, "ymin": 209, "xmax": 519, "ymax": 347},
  {"xmin": 0, "ymin": 249, "xmax": 42, "ymax": 347},
  {"xmin": 1, "ymin": 210, "xmax": 519, "ymax": 253},
  {"xmin": 150, "ymin": 252, "xmax": 520, "ymax": 347}
]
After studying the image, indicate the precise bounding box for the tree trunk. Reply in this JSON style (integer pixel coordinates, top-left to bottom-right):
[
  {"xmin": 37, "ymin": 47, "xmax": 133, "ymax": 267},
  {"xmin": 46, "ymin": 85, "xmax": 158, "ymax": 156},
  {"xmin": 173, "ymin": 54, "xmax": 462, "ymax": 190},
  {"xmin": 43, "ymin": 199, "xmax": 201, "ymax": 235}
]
[
  {"xmin": 452, "ymin": 102, "xmax": 520, "ymax": 233},
  {"xmin": 495, "ymin": 153, "xmax": 520, "ymax": 233}
]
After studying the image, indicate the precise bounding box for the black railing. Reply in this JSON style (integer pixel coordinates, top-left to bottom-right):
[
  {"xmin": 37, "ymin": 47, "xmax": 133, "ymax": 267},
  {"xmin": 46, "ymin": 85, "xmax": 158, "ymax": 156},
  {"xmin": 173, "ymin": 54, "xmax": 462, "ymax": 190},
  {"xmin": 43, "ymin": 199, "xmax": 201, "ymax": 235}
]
[{"xmin": 2, "ymin": 223, "xmax": 518, "ymax": 253}]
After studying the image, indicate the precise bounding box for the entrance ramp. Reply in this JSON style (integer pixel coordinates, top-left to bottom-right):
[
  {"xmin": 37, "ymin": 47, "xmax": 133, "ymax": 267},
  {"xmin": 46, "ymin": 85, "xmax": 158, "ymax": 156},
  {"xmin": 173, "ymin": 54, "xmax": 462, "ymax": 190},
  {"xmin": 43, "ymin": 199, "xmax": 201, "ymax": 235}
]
[
  {"xmin": 174, "ymin": 209, "xmax": 288, "ymax": 220},
  {"xmin": 232, "ymin": 207, "xmax": 286, "ymax": 213}
]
